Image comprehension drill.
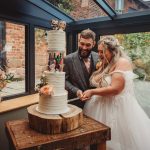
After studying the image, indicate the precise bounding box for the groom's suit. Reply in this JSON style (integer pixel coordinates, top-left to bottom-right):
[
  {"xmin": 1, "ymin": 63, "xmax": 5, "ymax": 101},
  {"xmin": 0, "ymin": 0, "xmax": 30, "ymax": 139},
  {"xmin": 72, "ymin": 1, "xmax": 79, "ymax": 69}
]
[{"xmin": 63, "ymin": 51, "xmax": 99, "ymax": 108}]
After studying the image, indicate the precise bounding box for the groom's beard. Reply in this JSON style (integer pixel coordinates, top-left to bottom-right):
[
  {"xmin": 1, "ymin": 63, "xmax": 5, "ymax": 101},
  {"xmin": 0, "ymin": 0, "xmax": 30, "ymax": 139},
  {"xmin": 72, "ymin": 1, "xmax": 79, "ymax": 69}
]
[{"xmin": 78, "ymin": 47, "xmax": 92, "ymax": 59}]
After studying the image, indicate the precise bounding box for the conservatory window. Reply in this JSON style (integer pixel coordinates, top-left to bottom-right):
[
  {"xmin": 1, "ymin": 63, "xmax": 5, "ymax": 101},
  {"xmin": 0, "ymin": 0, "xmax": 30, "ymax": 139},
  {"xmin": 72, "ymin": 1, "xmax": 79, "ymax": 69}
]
[{"xmin": 0, "ymin": 21, "xmax": 25, "ymax": 99}]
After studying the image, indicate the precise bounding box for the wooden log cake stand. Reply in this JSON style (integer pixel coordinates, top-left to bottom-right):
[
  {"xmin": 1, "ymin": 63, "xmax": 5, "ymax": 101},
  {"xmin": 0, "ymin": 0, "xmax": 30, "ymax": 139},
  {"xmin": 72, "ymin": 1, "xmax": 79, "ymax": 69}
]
[{"xmin": 27, "ymin": 104, "xmax": 83, "ymax": 134}]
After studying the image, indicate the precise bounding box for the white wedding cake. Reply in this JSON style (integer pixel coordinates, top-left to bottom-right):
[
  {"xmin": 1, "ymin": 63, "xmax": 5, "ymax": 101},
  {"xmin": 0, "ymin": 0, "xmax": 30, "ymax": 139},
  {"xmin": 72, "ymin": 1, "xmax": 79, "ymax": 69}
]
[{"xmin": 36, "ymin": 20, "xmax": 69, "ymax": 114}]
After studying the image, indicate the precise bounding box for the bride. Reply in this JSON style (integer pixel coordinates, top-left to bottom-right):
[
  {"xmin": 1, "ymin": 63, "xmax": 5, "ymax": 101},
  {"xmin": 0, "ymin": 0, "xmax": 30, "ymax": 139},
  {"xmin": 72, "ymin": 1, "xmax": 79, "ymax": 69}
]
[{"xmin": 81, "ymin": 36, "xmax": 150, "ymax": 150}]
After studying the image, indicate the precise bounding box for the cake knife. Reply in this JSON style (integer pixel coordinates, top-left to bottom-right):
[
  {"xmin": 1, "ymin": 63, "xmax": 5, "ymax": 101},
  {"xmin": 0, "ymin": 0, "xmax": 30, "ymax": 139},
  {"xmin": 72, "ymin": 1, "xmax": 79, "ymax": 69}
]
[{"xmin": 68, "ymin": 97, "xmax": 79, "ymax": 103}]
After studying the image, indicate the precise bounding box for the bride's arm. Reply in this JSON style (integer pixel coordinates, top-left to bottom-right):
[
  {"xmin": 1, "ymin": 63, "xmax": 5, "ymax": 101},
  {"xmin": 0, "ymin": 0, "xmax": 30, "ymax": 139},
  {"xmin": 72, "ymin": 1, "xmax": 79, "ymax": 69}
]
[{"xmin": 82, "ymin": 73, "xmax": 125, "ymax": 100}]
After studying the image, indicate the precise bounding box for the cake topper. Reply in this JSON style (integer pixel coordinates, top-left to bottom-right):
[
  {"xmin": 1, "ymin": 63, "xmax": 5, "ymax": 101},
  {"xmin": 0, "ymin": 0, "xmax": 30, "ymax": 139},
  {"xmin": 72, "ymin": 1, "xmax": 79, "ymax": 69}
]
[
  {"xmin": 51, "ymin": 19, "xmax": 59, "ymax": 30},
  {"xmin": 50, "ymin": 19, "xmax": 66, "ymax": 31},
  {"xmin": 58, "ymin": 20, "xmax": 66, "ymax": 31}
]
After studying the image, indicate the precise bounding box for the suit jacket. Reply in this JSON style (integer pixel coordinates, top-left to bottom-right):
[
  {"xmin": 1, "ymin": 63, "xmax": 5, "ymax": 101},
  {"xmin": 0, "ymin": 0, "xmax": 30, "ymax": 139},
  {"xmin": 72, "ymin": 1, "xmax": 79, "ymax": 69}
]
[{"xmin": 63, "ymin": 51, "xmax": 99, "ymax": 108}]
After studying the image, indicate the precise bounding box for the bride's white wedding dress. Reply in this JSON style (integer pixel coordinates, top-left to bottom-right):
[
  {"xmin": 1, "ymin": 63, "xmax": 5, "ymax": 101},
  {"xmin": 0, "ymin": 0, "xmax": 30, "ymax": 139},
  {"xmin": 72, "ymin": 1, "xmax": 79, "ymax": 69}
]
[{"xmin": 84, "ymin": 70, "xmax": 150, "ymax": 150}]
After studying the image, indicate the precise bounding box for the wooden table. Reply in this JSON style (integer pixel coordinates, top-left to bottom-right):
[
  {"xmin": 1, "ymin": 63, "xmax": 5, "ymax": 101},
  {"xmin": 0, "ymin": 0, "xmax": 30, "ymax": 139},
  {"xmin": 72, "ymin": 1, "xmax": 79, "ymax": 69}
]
[{"xmin": 5, "ymin": 116, "xmax": 111, "ymax": 150}]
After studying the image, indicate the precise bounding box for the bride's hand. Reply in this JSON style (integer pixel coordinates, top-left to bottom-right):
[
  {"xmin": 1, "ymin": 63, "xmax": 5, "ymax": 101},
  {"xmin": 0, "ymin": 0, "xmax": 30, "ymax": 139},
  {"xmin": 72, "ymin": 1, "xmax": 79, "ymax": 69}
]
[{"xmin": 81, "ymin": 90, "xmax": 93, "ymax": 101}]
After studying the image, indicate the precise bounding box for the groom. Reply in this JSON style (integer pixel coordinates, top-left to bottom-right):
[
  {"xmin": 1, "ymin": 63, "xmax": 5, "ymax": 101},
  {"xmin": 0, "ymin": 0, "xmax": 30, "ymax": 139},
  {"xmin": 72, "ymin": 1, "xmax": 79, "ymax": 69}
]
[{"xmin": 63, "ymin": 29, "xmax": 99, "ymax": 108}]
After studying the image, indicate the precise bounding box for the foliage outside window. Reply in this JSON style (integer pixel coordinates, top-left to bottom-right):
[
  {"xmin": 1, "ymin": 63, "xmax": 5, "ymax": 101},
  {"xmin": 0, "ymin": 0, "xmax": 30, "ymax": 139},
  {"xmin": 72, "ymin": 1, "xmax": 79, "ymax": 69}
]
[{"xmin": 115, "ymin": 32, "xmax": 150, "ymax": 80}]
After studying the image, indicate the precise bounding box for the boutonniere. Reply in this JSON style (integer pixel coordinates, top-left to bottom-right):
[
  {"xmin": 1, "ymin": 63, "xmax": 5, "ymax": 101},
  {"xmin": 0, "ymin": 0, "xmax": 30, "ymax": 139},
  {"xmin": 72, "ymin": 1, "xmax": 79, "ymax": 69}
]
[{"xmin": 96, "ymin": 59, "xmax": 102, "ymax": 70}]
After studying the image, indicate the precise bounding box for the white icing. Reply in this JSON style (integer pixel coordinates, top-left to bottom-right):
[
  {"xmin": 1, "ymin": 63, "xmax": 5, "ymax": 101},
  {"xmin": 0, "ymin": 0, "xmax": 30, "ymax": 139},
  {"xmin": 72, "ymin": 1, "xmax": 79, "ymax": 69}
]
[
  {"xmin": 47, "ymin": 30, "xmax": 66, "ymax": 52},
  {"xmin": 44, "ymin": 71, "xmax": 65, "ymax": 94},
  {"xmin": 37, "ymin": 91, "xmax": 69, "ymax": 114},
  {"xmin": 37, "ymin": 71, "xmax": 70, "ymax": 114}
]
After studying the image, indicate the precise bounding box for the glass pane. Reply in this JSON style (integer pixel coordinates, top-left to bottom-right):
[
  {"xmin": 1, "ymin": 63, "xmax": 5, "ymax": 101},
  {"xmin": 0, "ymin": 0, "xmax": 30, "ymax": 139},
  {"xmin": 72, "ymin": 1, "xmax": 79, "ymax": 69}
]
[
  {"xmin": 0, "ymin": 21, "xmax": 25, "ymax": 97},
  {"xmin": 46, "ymin": 0, "xmax": 107, "ymax": 20},
  {"xmin": 106, "ymin": 0, "xmax": 150, "ymax": 14},
  {"xmin": 100, "ymin": 32, "xmax": 150, "ymax": 117},
  {"xmin": 35, "ymin": 28, "xmax": 49, "ymax": 86},
  {"xmin": 46, "ymin": 0, "xmax": 150, "ymax": 20}
]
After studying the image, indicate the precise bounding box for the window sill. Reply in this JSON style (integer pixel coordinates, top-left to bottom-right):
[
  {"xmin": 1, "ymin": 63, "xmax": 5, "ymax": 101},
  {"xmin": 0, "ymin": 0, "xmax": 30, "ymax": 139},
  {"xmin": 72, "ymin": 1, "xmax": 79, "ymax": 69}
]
[{"xmin": 0, "ymin": 94, "xmax": 39, "ymax": 114}]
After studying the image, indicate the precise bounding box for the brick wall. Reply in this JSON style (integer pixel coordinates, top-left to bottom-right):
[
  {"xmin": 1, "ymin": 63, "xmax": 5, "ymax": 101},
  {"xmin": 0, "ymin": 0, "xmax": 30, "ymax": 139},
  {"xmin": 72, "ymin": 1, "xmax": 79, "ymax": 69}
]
[
  {"xmin": 124, "ymin": 0, "xmax": 139, "ymax": 12},
  {"xmin": 70, "ymin": 0, "xmax": 105, "ymax": 20},
  {"xmin": 6, "ymin": 22, "xmax": 25, "ymax": 79}
]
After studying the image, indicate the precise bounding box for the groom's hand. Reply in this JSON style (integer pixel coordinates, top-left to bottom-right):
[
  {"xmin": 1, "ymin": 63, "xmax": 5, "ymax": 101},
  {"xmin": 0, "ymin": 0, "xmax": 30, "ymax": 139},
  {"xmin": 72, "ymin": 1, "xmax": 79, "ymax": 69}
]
[
  {"xmin": 77, "ymin": 90, "xmax": 83, "ymax": 99},
  {"xmin": 81, "ymin": 90, "xmax": 92, "ymax": 101}
]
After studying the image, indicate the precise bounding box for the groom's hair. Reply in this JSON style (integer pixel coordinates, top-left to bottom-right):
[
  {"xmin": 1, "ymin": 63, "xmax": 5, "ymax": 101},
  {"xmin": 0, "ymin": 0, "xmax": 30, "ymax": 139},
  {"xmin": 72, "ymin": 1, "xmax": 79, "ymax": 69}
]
[{"xmin": 80, "ymin": 29, "xmax": 96, "ymax": 41}]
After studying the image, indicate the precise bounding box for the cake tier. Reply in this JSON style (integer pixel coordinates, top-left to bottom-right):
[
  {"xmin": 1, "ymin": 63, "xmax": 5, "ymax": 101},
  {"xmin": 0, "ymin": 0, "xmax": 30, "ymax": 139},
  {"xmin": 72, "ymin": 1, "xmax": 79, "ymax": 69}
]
[
  {"xmin": 47, "ymin": 30, "xmax": 66, "ymax": 52},
  {"xmin": 44, "ymin": 71, "xmax": 65, "ymax": 94},
  {"xmin": 36, "ymin": 91, "xmax": 69, "ymax": 114}
]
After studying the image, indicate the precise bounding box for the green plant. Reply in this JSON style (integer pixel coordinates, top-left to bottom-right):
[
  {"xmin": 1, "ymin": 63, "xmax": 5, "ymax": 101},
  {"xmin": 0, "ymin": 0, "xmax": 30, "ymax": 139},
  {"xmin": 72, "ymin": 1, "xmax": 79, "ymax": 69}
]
[
  {"xmin": 116, "ymin": 32, "xmax": 150, "ymax": 80},
  {"xmin": 123, "ymin": 32, "xmax": 150, "ymax": 50},
  {"xmin": 115, "ymin": 32, "xmax": 150, "ymax": 62},
  {"xmin": 35, "ymin": 74, "xmax": 48, "ymax": 92},
  {"xmin": 0, "ymin": 69, "xmax": 14, "ymax": 91}
]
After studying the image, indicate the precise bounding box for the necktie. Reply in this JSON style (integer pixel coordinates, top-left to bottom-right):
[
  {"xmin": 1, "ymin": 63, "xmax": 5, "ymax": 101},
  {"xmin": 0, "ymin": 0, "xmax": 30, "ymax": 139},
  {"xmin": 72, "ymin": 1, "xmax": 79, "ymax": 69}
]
[{"xmin": 84, "ymin": 58, "xmax": 91, "ymax": 73}]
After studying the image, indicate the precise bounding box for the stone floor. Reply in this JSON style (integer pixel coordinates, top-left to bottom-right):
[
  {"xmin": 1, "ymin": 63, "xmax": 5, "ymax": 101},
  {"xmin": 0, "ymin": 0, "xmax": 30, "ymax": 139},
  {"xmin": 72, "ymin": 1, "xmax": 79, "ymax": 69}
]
[
  {"xmin": 0, "ymin": 79, "xmax": 40, "ymax": 97},
  {"xmin": 1, "ymin": 80, "xmax": 25, "ymax": 97},
  {"xmin": 134, "ymin": 80, "xmax": 150, "ymax": 117}
]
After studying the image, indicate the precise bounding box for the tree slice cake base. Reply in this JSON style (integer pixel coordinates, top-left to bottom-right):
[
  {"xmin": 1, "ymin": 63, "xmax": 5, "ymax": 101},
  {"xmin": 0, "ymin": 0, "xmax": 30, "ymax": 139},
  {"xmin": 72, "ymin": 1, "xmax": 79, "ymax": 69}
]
[{"xmin": 27, "ymin": 104, "xmax": 83, "ymax": 134}]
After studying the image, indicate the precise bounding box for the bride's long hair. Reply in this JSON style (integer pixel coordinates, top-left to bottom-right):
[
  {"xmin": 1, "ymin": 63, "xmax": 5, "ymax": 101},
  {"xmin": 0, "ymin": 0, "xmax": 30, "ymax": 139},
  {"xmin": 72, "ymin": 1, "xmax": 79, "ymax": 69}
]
[{"xmin": 90, "ymin": 35, "xmax": 129, "ymax": 87}]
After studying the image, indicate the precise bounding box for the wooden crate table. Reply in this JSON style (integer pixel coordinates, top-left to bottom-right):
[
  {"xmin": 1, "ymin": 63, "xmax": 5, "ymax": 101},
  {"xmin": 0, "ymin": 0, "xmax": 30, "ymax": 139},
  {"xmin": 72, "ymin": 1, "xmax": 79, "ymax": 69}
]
[{"xmin": 5, "ymin": 116, "xmax": 111, "ymax": 150}]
